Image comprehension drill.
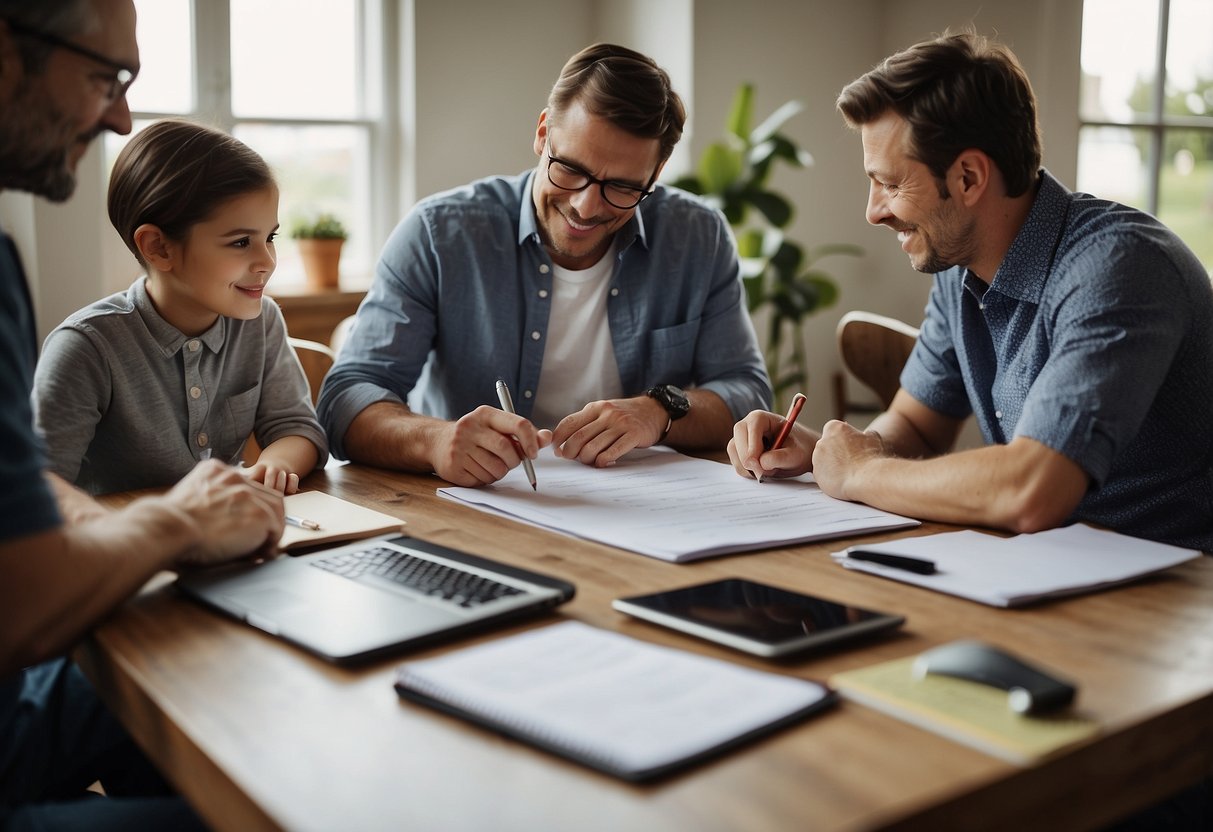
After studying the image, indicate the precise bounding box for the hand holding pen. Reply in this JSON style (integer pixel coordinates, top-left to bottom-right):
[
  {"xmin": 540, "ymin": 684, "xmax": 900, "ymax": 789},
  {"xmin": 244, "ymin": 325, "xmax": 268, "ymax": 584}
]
[
  {"xmin": 495, "ymin": 379, "xmax": 538, "ymax": 491},
  {"xmin": 757, "ymin": 393, "xmax": 806, "ymax": 483}
]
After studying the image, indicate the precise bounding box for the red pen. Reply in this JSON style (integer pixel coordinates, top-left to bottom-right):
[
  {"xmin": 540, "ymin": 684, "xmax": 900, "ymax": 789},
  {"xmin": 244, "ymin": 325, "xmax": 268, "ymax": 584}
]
[{"xmin": 757, "ymin": 392, "xmax": 806, "ymax": 483}]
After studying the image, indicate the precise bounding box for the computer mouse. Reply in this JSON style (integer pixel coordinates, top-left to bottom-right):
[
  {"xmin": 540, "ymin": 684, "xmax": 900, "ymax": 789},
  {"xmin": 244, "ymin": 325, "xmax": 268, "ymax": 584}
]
[{"xmin": 912, "ymin": 639, "xmax": 1077, "ymax": 714}]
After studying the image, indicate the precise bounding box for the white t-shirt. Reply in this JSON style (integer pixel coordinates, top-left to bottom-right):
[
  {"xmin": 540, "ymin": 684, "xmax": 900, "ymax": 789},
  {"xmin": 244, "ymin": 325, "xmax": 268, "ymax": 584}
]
[{"xmin": 530, "ymin": 243, "xmax": 624, "ymax": 429}]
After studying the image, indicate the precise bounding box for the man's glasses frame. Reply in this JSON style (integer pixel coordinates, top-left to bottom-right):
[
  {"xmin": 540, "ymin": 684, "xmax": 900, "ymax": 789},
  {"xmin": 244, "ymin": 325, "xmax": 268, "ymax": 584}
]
[
  {"xmin": 545, "ymin": 140, "xmax": 658, "ymax": 210},
  {"xmin": 3, "ymin": 18, "xmax": 136, "ymax": 101}
]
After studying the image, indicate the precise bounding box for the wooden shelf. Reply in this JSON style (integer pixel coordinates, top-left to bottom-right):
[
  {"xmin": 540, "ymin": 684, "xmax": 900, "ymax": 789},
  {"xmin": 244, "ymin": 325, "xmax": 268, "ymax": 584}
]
[{"xmin": 268, "ymin": 284, "xmax": 366, "ymax": 345}]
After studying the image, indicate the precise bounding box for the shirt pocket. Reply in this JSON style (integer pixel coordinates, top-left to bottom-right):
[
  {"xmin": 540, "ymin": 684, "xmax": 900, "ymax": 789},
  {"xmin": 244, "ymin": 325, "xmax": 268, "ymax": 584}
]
[
  {"xmin": 643, "ymin": 318, "xmax": 701, "ymax": 384},
  {"xmin": 218, "ymin": 383, "xmax": 261, "ymax": 462}
]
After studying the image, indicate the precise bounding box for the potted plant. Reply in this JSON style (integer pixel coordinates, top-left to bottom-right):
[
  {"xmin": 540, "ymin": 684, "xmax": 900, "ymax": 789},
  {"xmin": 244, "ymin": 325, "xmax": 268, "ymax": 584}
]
[
  {"xmin": 290, "ymin": 213, "xmax": 347, "ymax": 290},
  {"xmin": 672, "ymin": 84, "xmax": 861, "ymax": 408}
]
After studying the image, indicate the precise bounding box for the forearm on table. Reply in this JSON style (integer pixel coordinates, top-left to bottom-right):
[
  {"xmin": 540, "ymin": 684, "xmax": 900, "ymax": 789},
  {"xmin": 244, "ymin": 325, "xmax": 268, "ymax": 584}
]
[
  {"xmin": 843, "ymin": 439, "xmax": 1088, "ymax": 533},
  {"xmin": 341, "ymin": 400, "xmax": 448, "ymax": 473},
  {"xmin": 0, "ymin": 496, "xmax": 199, "ymax": 671}
]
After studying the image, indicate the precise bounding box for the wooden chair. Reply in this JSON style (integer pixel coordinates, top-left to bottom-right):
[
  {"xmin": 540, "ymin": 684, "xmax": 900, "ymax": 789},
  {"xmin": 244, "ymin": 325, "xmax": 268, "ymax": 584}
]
[
  {"xmin": 288, "ymin": 337, "xmax": 335, "ymax": 406},
  {"xmin": 832, "ymin": 311, "xmax": 920, "ymax": 422},
  {"xmin": 329, "ymin": 314, "xmax": 357, "ymax": 358}
]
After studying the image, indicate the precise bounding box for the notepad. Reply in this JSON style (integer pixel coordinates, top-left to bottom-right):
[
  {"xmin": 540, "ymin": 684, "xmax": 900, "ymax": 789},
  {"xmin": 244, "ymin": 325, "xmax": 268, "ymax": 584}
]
[
  {"xmin": 280, "ymin": 490, "xmax": 405, "ymax": 551},
  {"xmin": 831, "ymin": 656, "xmax": 1100, "ymax": 765},
  {"xmin": 831, "ymin": 524, "xmax": 1200, "ymax": 606},
  {"xmin": 393, "ymin": 620, "xmax": 837, "ymax": 781}
]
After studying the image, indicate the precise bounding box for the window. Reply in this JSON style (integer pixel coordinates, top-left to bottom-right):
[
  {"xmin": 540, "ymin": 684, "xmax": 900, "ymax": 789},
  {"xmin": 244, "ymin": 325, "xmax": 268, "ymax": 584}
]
[
  {"xmin": 106, "ymin": 0, "xmax": 395, "ymax": 285},
  {"xmin": 1078, "ymin": 0, "xmax": 1213, "ymax": 271}
]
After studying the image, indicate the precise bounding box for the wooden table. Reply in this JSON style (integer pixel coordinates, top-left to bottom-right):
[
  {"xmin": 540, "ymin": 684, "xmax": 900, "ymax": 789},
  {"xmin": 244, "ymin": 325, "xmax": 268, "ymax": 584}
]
[{"xmin": 81, "ymin": 462, "xmax": 1213, "ymax": 831}]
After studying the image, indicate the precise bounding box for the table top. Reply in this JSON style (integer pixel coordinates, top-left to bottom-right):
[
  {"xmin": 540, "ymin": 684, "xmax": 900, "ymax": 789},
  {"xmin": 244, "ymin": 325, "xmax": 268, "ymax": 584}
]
[{"xmin": 81, "ymin": 461, "xmax": 1213, "ymax": 832}]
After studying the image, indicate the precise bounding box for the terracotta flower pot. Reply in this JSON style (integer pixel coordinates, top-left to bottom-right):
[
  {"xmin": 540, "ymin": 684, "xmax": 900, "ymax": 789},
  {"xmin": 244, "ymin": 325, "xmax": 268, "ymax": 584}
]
[{"xmin": 297, "ymin": 238, "xmax": 345, "ymax": 290}]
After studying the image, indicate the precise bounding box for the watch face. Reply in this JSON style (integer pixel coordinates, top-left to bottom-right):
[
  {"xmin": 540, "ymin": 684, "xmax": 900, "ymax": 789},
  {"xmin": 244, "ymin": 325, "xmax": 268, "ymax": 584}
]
[{"xmin": 649, "ymin": 384, "xmax": 690, "ymax": 419}]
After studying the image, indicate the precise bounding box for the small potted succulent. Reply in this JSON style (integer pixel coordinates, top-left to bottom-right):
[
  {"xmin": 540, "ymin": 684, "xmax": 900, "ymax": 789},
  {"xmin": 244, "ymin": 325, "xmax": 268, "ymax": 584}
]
[{"xmin": 290, "ymin": 212, "xmax": 347, "ymax": 290}]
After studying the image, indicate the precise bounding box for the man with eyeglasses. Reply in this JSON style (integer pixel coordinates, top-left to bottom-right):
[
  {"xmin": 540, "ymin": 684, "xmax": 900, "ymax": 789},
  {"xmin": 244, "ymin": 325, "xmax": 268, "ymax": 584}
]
[
  {"xmin": 319, "ymin": 43, "xmax": 772, "ymax": 487},
  {"xmin": 1, "ymin": 2, "xmax": 284, "ymax": 828}
]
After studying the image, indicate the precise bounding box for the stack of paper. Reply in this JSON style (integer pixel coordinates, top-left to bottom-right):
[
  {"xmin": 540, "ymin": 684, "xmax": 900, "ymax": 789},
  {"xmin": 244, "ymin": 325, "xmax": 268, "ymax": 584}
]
[
  {"xmin": 832, "ymin": 524, "xmax": 1200, "ymax": 606},
  {"xmin": 438, "ymin": 447, "xmax": 918, "ymax": 562},
  {"xmin": 395, "ymin": 620, "xmax": 836, "ymax": 780}
]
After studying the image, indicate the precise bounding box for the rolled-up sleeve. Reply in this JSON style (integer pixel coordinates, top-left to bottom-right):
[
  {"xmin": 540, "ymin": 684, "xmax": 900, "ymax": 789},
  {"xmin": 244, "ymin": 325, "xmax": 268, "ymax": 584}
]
[
  {"xmin": 255, "ymin": 302, "xmax": 329, "ymax": 465},
  {"xmin": 316, "ymin": 210, "xmax": 437, "ymax": 460}
]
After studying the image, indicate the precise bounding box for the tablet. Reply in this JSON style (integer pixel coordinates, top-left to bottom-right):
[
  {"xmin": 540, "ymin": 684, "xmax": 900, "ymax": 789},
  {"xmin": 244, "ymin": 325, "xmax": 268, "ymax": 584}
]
[{"xmin": 613, "ymin": 578, "xmax": 905, "ymax": 658}]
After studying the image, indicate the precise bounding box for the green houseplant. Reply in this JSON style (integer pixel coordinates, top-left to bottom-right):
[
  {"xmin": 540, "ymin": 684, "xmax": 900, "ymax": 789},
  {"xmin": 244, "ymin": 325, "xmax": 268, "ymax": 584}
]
[
  {"xmin": 672, "ymin": 84, "xmax": 861, "ymax": 407},
  {"xmin": 290, "ymin": 213, "xmax": 348, "ymax": 290}
]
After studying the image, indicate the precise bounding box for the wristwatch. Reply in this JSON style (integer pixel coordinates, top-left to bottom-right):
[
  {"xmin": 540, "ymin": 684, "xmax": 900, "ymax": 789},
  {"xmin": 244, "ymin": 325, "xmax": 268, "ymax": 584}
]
[{"xmin": 644, "ymin": 384, "xmax": 690, "ymax": 443}]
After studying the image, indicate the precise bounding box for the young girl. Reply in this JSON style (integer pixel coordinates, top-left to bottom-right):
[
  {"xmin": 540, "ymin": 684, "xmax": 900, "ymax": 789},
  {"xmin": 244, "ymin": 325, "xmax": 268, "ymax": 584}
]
[{"xmin": 34, "ymin": 119, "xmax": 327, "ymax": 495}]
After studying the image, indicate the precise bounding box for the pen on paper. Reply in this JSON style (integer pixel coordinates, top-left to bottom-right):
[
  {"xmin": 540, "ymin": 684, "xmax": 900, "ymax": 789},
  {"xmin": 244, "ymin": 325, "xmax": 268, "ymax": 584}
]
[
  {"xmin": 757, "ymin": 392, "xmax": 806, "ymax": 484},
  {"xmin": 845, "ymin": 548, "xmax": 937, "ymax": 575},
  {"xmin": 495, "ymin": 379, "xmax": 538, "ymax": 491},
  {"xmin": 286, "ymin": 515, "xmax": 322, "ymax": 531}
]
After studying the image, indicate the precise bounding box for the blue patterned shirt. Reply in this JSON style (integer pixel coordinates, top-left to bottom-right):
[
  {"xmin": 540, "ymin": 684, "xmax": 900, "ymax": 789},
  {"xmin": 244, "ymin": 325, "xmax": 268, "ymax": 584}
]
[
  {"xmin": 317, "ymin": 171, "xmax": 771, "ymax": 457},
  {"xmin": 901, "ymin": 170, "xmax": 1213, "ymax": 551}
]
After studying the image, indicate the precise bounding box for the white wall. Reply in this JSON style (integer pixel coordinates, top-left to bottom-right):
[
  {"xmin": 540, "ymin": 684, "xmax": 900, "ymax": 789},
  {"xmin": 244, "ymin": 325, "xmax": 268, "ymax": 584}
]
[{"xmin": 10, "ymin": 0, "xmax": 1085, "ymax": 437}]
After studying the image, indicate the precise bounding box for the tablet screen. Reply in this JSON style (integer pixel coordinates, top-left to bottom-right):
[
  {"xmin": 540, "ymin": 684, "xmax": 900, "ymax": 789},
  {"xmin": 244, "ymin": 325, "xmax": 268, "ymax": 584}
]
[{"xmin": 614, "ymin": 578, "xmax": 903, "ymax": 656}]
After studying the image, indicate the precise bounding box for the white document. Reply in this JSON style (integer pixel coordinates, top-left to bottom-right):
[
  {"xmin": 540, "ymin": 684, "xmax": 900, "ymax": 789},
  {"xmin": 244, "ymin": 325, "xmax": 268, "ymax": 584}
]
[
  {"xmin": 437, "ymin": 447, "xmax": 918, "ymax": 562},
  {"xmin": 831, "ymin": 523, "xmax": 1201, "ymax": 606},
  {"xmin": 393, "ymin": 620, "xmax": 833, "ymax": 780}
]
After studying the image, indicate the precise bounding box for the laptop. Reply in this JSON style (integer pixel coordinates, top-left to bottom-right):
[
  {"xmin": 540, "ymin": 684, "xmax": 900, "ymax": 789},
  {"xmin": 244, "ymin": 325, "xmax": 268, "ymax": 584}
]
[{"xmin": 176, "ymin": 535, "xmax": 576, "ymax": 664}]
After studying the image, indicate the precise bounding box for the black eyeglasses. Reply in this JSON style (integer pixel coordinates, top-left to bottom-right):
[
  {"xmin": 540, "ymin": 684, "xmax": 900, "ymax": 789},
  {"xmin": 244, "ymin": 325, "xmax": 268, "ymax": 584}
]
[
  {"xmin": 545, "ymin": 140, "xmax": 657, "ymax": 210},
  {"xmin": 3, "ymin": 18, "xmax": 137, "ymax": 101}
]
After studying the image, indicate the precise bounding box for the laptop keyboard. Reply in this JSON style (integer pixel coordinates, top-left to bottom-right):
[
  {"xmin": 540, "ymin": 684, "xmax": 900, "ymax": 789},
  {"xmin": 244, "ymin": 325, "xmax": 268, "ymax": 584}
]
[{"xmin": 310, "ymin": 546, "xmax": 525, "ymax": 608}]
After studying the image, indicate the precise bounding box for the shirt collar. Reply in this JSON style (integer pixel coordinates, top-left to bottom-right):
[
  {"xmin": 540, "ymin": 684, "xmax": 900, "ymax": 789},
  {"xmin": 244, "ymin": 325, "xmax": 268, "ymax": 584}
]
[
  {"xmin": 988, "ymin": 168, "xmax": 1070, "ymax": 303},
  {"xmin": 515, "ymin": 169, "xmax": 649, "ymax": 252},
  {"xmin": 130, "ymin": 276, "xmax": 226, "ymax": 357}
]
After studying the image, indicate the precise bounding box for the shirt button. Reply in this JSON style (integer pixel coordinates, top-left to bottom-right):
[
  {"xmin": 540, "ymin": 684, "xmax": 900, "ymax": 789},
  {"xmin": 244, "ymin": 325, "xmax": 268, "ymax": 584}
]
[
  {"xmin": 610, "ymin": 287, "xmax": 619, "ymax": 297},
  {"xmin": 995, "ymin": 410, "xmax": 1003, "ymax": 419},
  {"xmin": 979, "ymin": 303, "xmax": 986, "ymax": 311},
  {"xmin": 523, "ymin": 389, "xmax": 533, "ymax": 399},
  {"xmin": 187, "ymin": 339, "xmax": 201, "ymax": 352},
  {"xmin": 538, "ymin": 289, "xmax": 549, "ymax": 299},
  {"xmin": 197, "ymin": 432, "xmax": 209, "ymax": 447},
  {"xmin": 190, "ymin": 386, "xmax": 202, "ymax": 399},
  {"xmin": 531, "ymin": 330, "xmax": 541, "ymax": 341},
  {"xmin": 539, "ymin": 264, "xmax": 550, "ymax": 274}
]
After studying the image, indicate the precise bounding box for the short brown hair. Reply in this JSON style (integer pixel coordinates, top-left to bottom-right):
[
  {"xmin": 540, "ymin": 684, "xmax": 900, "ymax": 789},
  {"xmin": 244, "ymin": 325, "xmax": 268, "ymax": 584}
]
[
  {"xmin": 547, "ymin": 43, "xmax": 686, "ymax": 163},
  {"xmin": 108, "ymin": 119, "xmax": 275, "ymax": 268},
  {"xmin": 836, "ymin": 31, "xmax": 1041, "ymax": 197}
]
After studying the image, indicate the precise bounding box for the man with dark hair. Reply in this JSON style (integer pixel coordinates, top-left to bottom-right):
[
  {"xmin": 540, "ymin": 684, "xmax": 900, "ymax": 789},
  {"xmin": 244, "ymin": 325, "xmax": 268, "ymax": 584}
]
[
  {"xmin": 0, "ymin": 1, "xmax": 285, "ymax": 827},
  {"xmin": 320, "ymin": 43, "xmax": 771, "ymax": 487},
  {"xmin": 728, "ymin": 31, "xmax": 1213, "ymax": 554}
]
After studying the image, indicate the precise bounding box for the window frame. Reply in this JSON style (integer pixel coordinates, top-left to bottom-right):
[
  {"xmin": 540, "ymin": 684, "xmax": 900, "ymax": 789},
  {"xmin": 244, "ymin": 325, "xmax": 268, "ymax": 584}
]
[
  {"xmin": 1079, "ymin": 0, "xmax": 1213, "ymax": 215},
  {"xmin": 125, "ymin": 0, "xmax": 399, "ymax": 283}
]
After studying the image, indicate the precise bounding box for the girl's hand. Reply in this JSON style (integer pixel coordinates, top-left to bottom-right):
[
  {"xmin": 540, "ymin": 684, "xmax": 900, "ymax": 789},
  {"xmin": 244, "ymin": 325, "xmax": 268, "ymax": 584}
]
[{"xmin": 243, "ymin": 462, "xmax": 301, "ymax": 495}]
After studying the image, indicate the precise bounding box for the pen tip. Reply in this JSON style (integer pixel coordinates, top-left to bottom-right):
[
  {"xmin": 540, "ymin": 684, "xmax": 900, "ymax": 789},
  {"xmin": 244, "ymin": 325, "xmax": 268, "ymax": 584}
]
[{"xmin": 531, "ymin": 482, "xmax": 537, "ymax": 491}]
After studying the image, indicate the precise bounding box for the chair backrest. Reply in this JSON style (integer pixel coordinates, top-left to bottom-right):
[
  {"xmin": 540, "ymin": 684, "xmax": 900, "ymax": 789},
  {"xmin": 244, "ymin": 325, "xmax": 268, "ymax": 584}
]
[
  {"xmin": 288, "ymin": 337, "xmax": 335, "ymax": 406},
  {"xmin": 834, "ymin": 311, "xmax": 920, "ymax": 420},
  {"xmin": 329, "ymin": 314, "xmax": 357, "ymax": 358}
]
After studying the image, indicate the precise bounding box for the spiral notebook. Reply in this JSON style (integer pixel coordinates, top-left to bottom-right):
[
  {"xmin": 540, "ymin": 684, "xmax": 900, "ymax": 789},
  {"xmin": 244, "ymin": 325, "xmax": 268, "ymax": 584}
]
[{"xmin": 393, "ymin": 620, "xmax": 836, "ymax": 781}]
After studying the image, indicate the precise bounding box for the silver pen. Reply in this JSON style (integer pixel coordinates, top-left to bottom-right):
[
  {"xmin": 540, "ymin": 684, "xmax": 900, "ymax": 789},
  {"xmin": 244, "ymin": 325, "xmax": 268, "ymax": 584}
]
[
  {"xmin": 495, "ymin": 379, "xmax": 538, "ymax": 491},
  {"xmin": 285, "ymin": 515, "xmax": 321, "ymax": 531}
]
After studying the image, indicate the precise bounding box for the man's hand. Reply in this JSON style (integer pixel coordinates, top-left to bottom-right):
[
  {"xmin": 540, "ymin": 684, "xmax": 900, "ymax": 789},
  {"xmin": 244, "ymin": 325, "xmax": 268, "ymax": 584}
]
[
  {"xmin": 162, "ymin": 460, "xmax": 285, "ymax": 567},
  {"xmin": 551, "ymin": 396, "xmax": 667, "ymax": 467},
  {"xmin": 432, "ymin": 405, "xmax": 551, "ymax": 486},
  {"xmin": 727, "ymin": 410, "xmax": 819, "ymax": 480},
  {"xmin": 810, "ymin": 420, "xmax": 887, "ymax": 499}
]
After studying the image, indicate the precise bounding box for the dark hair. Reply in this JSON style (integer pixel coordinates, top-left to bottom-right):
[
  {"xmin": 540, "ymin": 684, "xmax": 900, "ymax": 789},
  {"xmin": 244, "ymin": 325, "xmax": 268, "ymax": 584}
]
[
  {"xmin": 547, "ymin": 43, "xmax": 686, "ymax": 163},
  {"xmin": 0, "ymin": 0, "xmax": 94, "ymax": 73},
  {"xmin": 108, "ymin": 119, "xmax": 275, "ymax": 268},
  {"xmin": 836, "ymin": 31, "xmax": 1041, "ymax": 198}
]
